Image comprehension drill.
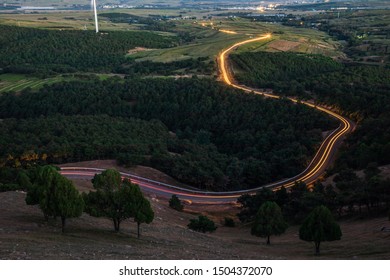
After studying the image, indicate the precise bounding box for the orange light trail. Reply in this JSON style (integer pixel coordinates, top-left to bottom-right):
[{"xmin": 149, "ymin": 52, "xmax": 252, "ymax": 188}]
[
  {"xmin": 219, "ymin": 29, "xmax": 238, "ymax": 34},
  {"xmin": 219, "ymin": 34, "xmax": 353, "ymax": 190}
]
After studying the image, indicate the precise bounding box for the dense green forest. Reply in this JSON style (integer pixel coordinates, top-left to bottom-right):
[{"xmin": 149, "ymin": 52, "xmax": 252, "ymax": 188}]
[
  {"xmin": 231, "ymin": 51, "xmax": 390, "ymax": 171},
  {"xmin": 238, "ymin": 166, "xmax": 390, "ymax": 224},
  {"xmin": 0, "ymin": 77, "xmax": 337, "ymax": 190},
  {"xmin": 0, "ymin": 115, "xmax": 169, "ymax": 165},
  {"xmin": 0, "ymin": 25, "xmax": 178, "ymax": 74}
]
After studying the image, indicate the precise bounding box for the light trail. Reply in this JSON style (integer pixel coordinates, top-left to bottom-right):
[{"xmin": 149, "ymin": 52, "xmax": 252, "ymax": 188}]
[
  {"xmin": 219, "ymin": 29, "xmax": 238, "ymax": 34},
  {"xmin": 61, "ymin": 34, "xmax": 354, "ymax": 204},
  {"xmin": 218, "ymin": 34, "xmax": 354, "ymax": 190}
]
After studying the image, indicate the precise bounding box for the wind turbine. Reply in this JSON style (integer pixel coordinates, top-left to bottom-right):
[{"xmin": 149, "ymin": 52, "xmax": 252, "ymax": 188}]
[{"xmin": 91, "ymin": 0, "xmax": 99, "ymax": 33}]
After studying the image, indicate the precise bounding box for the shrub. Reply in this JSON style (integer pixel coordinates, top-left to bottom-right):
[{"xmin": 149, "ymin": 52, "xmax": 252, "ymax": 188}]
[
  {"xmin": 169, "ymin": 194, "xmax": 184, "ymax": 211},
  {"xmin": 224, "ymin": 217, "xmax": 235, "ymax": 227},
  {"xmin": 188, "ymin": 215, "xmax": 217, "ymax": 233},
  {"xmin": 0, "ymin": 183, "xmax": 22, "ymax": 192}
]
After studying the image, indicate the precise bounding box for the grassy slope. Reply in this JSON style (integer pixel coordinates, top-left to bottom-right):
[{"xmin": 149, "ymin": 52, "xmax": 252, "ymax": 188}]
[{"xmin": 1, "ymin": 184, "xmax": 389, "ymax": 260}]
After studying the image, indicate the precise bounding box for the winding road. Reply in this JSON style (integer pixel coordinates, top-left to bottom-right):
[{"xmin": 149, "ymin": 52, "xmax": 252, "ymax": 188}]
[{"xmin": 61, "ymin": 34, "xmax": 354, "ymax": 204}]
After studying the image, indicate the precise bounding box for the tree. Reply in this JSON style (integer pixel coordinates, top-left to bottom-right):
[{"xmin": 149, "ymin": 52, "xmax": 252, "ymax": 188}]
[
  {"xmin": 188, "ymin": 215, "xmax": 217, "ymax": 233},
  {"xmin": 134, "ymin": 196, "xmax": 154, "ymax": 238},
  {"xmin": 299, "ymin": 205, "xmax": 342, "ymax": 254},
  {"xmin": 84, "ymin": 170, "xmax": 127, "ymax": 232},
  {"xmin": 92, "ymin": 168, "xmax": 122, "ymax": 192},
  {"xmin": 237, "ymin": 188, "xmax": 275, "ymax": 223},
  {"xmin": 53, "ymin": 175, "xmax": 84, "ymax": 233},
  {"xmin": 25, "ymin": 165, "xmax": 61, "ymax": 220},
  {"xmin": 251, "ymin": 201, "xmax": 288, "ymax": 245},
  {"xmin": 25, "ymin": 165, "xmax": 83, "ymax": 232},
  {"xmin": 83, "ymin": 169, "xmax": 152, "ymax": 233},
  {"xmin": 17, "ymin": 170, "xmax": 32, "ymax": 190},
  {"xmin": 169, "ymin": 194, "xmax": 184, "ymax": 211}
]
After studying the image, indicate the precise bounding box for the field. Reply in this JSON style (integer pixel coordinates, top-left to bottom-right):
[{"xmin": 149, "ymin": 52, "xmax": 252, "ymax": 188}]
[
  {"xmin": 0, "ymin": 74, "xmax": 65, "ymax": 93},
  {"xmin": 0, "ymin": 10, "xmax": 343, "ymax": 64},
  {"xmin": 133, "ymin": 18, "xmax": 343, "ymax": 62},
  {"xmin": 306, "ymin": 9, "xmax": 390, "ymax": 64}
]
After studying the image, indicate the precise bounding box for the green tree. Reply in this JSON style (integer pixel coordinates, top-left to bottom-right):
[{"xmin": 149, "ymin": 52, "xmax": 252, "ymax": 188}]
[
  {"xmin": 25, "ymin": 165, "xmax": 60, "ymax": 220},
  {"xmin": 17, "ymin": 170, "xmax": 32, "ymax": 190},
  {"xmin": 188, "ymin": 215, "xmax": 217, "ymax": 233},
  {"xmin": 25, "ymin": 165, "xmax": 83, "ymax": 232},
  {"xmin": 83, "ymin": 169, "xmax": 126, "ymax": 232},
  {"xmin": 53, "ymin": 175, "xmax": 84, "ymax": 233},
  {"xmin": 169, "ymin": 194, "xmax": 184, "ymax": 211},
  {"xmin": 251, "ymin": 201, "xmax": 288, "ymax": 245},
  {"xmin": 92, "ymin": 168, "xmax": 122, "ymax": 192},
  {"xmin": 134, "ymin": 196, "xmax": 154, "ymax": 238},
  {"xmin": 83, "ymin": 169, "xmax": 151, "ymax": 233},
  {"xmin": 299, "ymin": 205, "xmax": 342, "ymax": 254}
]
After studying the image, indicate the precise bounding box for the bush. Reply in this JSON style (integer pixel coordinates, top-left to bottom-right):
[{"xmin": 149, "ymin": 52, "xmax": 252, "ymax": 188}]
[
  {"xmin": 169, "ymin": 194, "xmax": 184, "ymax": 211},
  {"xmin": 188, "ymin": 215, "xmax": 217, "ymax": 233},
  {"xmin": 0, "ymin": 183, "xmax": 22, "ymax": 192},
  {"xmin": 224, "ymin": 217, "xmax": 235, "ymax": 227}
]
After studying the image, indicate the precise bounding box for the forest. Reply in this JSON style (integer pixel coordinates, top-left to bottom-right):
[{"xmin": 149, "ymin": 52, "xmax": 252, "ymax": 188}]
[
  {"xmin": 230, "ymin": 51, "xmax": 390, "ymax": 171},
  {"xmin": 238, "ymin": 163, "xmax": 390, "ymax": 225},
  {"xmin": 0, "ymin": 77, "xmax": 337, "ymax": 191},
  {"xmin": 0, "ymin": 25, "xmax": 178, "ymax": 75}
]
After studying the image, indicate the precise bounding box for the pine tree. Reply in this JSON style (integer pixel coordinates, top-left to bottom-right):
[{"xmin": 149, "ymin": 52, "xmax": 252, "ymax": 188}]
[
  {"xmin": 299, "ymin": 205, "xmax": 342, "ymax": 254},
  {"xmin": 251, "ymin": 201, "xmax": 288, "ymax": 245},
  {"xmin": 83, "ymin": 169, "xmax": 153, "ymax": 234},
  {"xmin": 25, "ymin": 165, "xmax": 83, "ymax": 232},
  {"xmin": 134, "ymin": 196, "xmax": 154, "ymax": 238},
  {"xmin": 53, "ymin": 175, "xmax": 84, "ymax": 233}
]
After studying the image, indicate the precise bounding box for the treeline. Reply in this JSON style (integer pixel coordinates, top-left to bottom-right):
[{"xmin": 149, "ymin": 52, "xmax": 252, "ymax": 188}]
[
  {"xmin": 0, "ymin": 77, "xmax": 337, "ymax": 190},
  {"xmin": 238, "ymin": 166, "xmax": 390, "ymax": 225},
  {"xmin": 0, "ymin": 115, "xmax": 169, "ymax": 166},
  {"xmin": 230, "ymin": 51, "xmax": 390, "ymax": 171},
  {"xmin": 0, "ymin": 25, "xmax": 178, "ymax": 75}
]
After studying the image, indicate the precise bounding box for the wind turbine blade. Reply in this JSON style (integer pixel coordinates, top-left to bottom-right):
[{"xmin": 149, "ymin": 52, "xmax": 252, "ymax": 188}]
[{"xmin": 92, "ymin": 0, "xmax": 99, "ymax": 33}]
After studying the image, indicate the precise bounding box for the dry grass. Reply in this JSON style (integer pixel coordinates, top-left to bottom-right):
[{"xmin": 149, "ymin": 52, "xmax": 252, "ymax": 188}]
[{"xmin": 1, "ymin": 169, "xmax": 389, "ymax": 260}]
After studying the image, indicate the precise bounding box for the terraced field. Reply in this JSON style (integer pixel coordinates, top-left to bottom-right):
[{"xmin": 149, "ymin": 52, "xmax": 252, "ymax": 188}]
[{"xmin": 0, "ymin": 74, "xmax": 63, "ymax": 93}]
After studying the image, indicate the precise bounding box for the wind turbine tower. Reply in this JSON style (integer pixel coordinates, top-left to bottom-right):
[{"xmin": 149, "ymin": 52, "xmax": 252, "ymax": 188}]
[{"xmin": 92, "ymin": 0, "xmax": 99, "ymax": 33}]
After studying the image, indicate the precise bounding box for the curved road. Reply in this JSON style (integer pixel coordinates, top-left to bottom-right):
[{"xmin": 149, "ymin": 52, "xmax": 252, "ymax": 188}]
[{"xmin": 61, "ymin": 34, "xmax": 354, "ymax": 204}]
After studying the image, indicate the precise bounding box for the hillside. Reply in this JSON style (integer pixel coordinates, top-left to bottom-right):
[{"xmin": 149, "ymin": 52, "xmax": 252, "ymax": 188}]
[{"xmin": 1, "ymin": 162, "xmax": 389, "ymax": 260}]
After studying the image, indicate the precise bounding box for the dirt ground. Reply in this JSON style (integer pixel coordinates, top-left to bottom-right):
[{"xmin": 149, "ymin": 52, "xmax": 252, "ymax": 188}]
[{"xmin": 267, "ymin": 40, "xmax": 301, "ymax": 52}]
